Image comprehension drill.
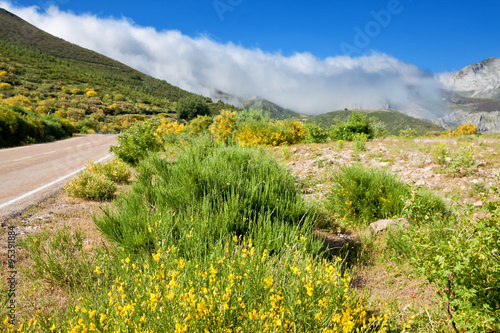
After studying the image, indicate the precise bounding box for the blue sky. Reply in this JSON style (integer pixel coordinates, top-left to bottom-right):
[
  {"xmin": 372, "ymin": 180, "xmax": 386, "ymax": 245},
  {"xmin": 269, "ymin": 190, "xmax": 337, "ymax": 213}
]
[
  {"xmin": 1, "ymin": 0, "xmax": 498, "ymax": 114},
  {"xmin": 9, "ymin": 0, "xmax": 499, "ymax": 72}
]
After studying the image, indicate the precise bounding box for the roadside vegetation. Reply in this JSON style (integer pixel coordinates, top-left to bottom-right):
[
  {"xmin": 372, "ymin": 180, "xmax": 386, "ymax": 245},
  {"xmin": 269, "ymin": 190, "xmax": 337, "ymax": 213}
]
[{"xmin": 1, "ymin": 107, "xmax": 498, "ymax": 332}]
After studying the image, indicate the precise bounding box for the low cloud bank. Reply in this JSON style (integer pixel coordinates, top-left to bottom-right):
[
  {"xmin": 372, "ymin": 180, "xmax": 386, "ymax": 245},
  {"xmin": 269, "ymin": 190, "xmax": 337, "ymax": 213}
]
[{"xmin": 1, "ymin": 2, "xmax": 449, "ymax": 115}]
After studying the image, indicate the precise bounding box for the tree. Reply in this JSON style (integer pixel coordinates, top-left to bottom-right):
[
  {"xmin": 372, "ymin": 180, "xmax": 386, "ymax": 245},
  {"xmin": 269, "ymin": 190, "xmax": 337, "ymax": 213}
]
[{"xmin": 175, "ymin": 96, "xmax": 210, "ymax": 121}]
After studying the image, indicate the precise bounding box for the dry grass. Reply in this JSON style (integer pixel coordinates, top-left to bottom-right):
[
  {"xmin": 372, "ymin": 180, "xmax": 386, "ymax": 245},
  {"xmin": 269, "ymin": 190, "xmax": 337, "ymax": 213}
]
[{"xmin": 0, "ymin": 188, "xmax": 119, "ymax": 320}]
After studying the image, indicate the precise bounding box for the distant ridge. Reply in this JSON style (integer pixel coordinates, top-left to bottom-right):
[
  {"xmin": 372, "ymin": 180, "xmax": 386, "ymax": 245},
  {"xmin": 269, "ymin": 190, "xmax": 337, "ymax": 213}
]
[{"xmin": 306, "ymin": 109, "xmax": 445, "ymax": 135}]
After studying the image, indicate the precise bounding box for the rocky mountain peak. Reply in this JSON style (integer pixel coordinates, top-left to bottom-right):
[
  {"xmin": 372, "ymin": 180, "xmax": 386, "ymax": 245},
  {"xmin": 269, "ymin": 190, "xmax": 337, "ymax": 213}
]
[{"xmin": 449, "ymin": 57, "xmax": 500, "ymax": 99}]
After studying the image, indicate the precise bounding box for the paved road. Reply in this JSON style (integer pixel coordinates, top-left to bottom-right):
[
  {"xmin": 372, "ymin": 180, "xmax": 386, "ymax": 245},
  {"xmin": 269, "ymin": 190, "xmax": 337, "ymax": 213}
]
[{"xmin": 0, "ymin": 134, "xmax": 117, "ymax": 219}]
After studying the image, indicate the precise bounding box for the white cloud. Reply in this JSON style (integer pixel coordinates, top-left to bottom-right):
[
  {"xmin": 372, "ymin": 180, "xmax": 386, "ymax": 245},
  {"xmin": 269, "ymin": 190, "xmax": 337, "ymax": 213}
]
[{"xmin": 0, "ymin": 1, "xmax": 450, "ymax": 116}]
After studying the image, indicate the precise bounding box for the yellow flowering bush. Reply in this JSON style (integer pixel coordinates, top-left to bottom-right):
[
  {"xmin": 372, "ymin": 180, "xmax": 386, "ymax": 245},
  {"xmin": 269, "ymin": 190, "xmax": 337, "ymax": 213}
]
[
  {"xmin": 155, "ymin": 119, "xmax": 186, "ymax": 137},
  {"xmin": 457, "ymin": 123, "xmax": 478, "ymax": 136},
  {"xmin": 65, "ymin": 159, "xmax": 130, "ymax": 200},
  {"xmin": 3, "ymin": 238, "xmax": 390, "ymax": 333},
  {"xmin": 187, "ymin": 115, "xmax": 213, "ymax": 136},
  {"xmin": 236, "ymin": 119, "xmax": 305, "ymax": 147},
  {"xmin": 88, "ymin": 158, "xmax": 131, "ymax": 183},
  {"xmin": 85, "ymin": 89, "xmax": 98, "ymax": 97},
  {"xmin": 65, "ymin": 167, "xmax": 117, "ymax": 201},
  {"xmin": 210, "ymin": 110, "xmax": 237, "ymax": 144},
  {"xmin": 1, "ymin": 94, "xmax": 32, "ymax": 107}
]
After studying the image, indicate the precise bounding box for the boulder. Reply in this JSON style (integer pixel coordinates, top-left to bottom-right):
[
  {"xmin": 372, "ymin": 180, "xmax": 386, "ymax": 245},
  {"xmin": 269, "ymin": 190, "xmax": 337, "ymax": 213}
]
[{"xmin": 368, "ymin": 218, "xmax": 410, "ymax": 234}]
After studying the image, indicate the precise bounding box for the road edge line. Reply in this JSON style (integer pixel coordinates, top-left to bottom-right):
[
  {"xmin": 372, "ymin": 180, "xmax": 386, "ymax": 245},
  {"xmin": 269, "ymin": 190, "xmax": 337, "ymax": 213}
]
[{"xmin": 0, "ymin": 154, "xmax": 112, "ymax": 210}]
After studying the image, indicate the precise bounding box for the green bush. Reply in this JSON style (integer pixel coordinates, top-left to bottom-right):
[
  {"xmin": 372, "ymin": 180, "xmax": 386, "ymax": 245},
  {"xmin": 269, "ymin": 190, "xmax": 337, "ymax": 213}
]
[
  {"xmin": 186, "ymin": 115, "xmax": 213, "ymax": 136},
  {"xmin": 329, "ymin": 113, "xmax": 374, "ymax": 141},
  {"xmin": 352, "ymin": 133, "xmax": 368, "ymax": 152},
  {"xmin": 449, "ymin": 144, "xmax": 477, "ymax": 176},
  {"xmin": 0, "ymin": 105, "xmax": 44, "ymax": 147},
  {"xmin": 110, "ymin": 119, "xmax": 162, "ymax": 165},
  {"xmin": 405, "ymin": 188, "xmax": 500, "ymax": 332},
  {"xmin": 304, "ymin": 123, "xmax": 329, "ymax": 143},
  {"xmin": 175, "ymin": 96, "xmax": 210, "ymax": 121},
  {"xmin": 399, "ymin": 127, "xmax": 418, "ymax": 139},
  {"xmin": 95, "ymin": 138, "xmax": 322, "ymax": 256},
  {"xmin": 327, "ymin": 165, "xmax": 447, "ymax": 226},
  {"xmin": 369, "ymin": 117, "xmax": 388, "ymax": 139}
]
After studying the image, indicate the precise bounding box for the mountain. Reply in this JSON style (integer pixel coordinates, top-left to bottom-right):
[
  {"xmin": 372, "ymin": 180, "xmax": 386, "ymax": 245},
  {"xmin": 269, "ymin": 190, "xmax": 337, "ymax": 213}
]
[
  {"xmin": 305, "ymin": 109, "xmax": 444, "ymax": 136},
  {"xmin": 448, "ymin": 57, "xmax": 500, "ymax": 99},
  {"xmin": 437, "ymin": 57, "xmax": 500, "ymax": 133}
]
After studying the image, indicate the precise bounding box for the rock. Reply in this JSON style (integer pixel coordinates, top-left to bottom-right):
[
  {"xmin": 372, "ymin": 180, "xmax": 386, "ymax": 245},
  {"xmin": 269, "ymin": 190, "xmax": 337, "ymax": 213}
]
[{"xmin": 368, "ymin": 218, "xmax": 410, "ymax": 234}]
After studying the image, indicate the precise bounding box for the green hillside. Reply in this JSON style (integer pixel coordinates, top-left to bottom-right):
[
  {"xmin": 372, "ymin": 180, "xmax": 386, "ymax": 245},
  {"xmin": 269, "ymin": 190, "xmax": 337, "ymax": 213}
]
[
  {"xmin": 0, "ymin": 8, "xmax": 240, "ymax": 147},
  {"xmin": 306, "ymin": 109, "xmax": 445, "ymax": 135},
  {"xmin": 242, "ymin": 98, "xmax": 303, "ymax": 120},
  {"xmin": 0, "ymin": 8, "xmax": 192, "ymax": 102}
]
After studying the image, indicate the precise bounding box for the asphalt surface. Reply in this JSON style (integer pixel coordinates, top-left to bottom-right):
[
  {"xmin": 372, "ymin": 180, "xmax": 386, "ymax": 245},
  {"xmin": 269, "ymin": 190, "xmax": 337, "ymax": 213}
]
[{"xmin": 0, "ymin": 134, "xmax": 117, "ymax": 219}]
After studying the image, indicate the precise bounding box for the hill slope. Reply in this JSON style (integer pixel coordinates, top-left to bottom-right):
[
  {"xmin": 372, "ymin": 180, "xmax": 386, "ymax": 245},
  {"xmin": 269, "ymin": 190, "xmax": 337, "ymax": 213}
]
[
  {"xmin": 242, "ymin": 97, "xmax": 303, "ymax": 120},
  {"xmin": 0, "ymin": 8, "xmax": 192, "ymax": 102},
  {"xmin": 306, "ymin": 109, "xmax": 445, "ymax": 135},
  {"xmin": 0, "ymin": 8, "xmax": 244, "ymax": 147}
]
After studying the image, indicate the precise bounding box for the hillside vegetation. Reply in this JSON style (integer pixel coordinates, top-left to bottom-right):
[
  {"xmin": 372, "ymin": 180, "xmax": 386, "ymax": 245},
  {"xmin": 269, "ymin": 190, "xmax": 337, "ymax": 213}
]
[{"xmin": 306, "ymin": 109, "xmax": 445, "ymax": 136}]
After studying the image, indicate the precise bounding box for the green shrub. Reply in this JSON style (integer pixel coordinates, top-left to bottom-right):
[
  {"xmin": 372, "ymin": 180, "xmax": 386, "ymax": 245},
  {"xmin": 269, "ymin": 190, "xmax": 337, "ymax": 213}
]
[
  {"xmin": 399, "ymin": 127, "xmax": 418, "ymax": 139},
  {"xmin": 327, "ymin": 165, "xmax": 409, "ymax": 225},
  {"xmin": 175, "ymin": 95, "xmax": 210, "ymax": 121},
  {"xmin": 449, "ymin": 144, "xmax": 477, "ymax": 176},
  {"xmin": 329, "ymin": 113, "xmax": 374, "ymax": 141},
  {"xmin": 406, "ymin": 192, "xmax": 500, "ymax": 332},
  {"xmin": 352, "ymin": 133, "xmax": 368, "ymax": 152},
  {"xmin": 327, "ymin": 165, "xmax": 446, "ymax": 226},
  {"xmin": 304, "ymin": 123, "xmax": 329, "ymax": 143},
  {"xmin": 95, "ymin": 138, "xmax": 322, "ymax": 256},
  {"xmin": 400, "ymin": 187, "xmax": 448, "ymax": 224},
  {"xmin": 186, "ymin": 115, "xmax": 213, "ymax": 136},
  {"xmin": 66, "ymin": 164, "xmax": 117, "ymax": 201},
  {"xmin": 110, "ymin": 119, "xmax": 162, "ymax": 165},
  {"xmin": 432, "ymin": 143, "xmax": 478, "ymax": 176},
  {"xmin": 369, "ymin": 117, "xmax": 388, "ymax": 139},
  {"xmin": 235, "ymin": 108, "xmax": 270, "ymax": 124}
]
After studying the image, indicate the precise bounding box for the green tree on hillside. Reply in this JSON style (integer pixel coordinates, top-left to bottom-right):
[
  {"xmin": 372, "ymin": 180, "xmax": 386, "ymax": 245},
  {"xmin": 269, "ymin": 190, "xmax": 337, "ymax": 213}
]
[{"xmin": 175, "ymin": 96, "xmax": 210, "ymax": 121}]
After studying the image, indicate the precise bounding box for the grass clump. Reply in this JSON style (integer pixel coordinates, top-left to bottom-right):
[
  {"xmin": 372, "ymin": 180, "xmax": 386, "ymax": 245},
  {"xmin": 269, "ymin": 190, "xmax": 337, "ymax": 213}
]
[
  {"xmin": 18, "ymin": 228, "xmax": 97, "ymax": 290},
  {"xmin": 88, "ymin": 158, "xmax": 131, "ymax": 183},
  {"xmin": 65, "ymin": 159, "xmax": 130, "ymax": 200},
  {"xmin": 326, "ymin": 165, "xmax": 447, "ymax": 226},
  {"xmin": 95, "ymin": 139, "xmax": 323, "ymax": 256},
  {"xmin": 65, "ymin": 167, "xmax": 117, "ymax": 201}
]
